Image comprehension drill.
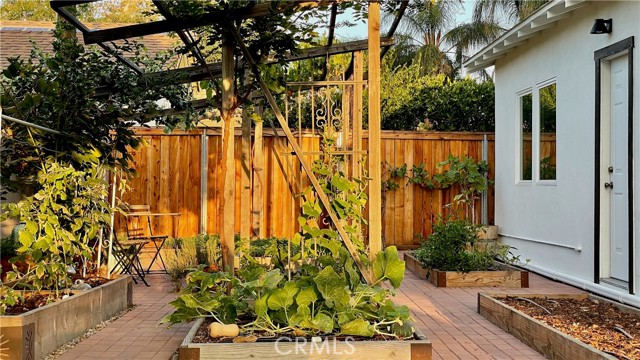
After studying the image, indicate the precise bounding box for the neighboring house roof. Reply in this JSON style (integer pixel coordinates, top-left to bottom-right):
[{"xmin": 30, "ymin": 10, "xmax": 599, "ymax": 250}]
[
  {"xmin": 0, "ymin": 20, "xmax": 181, "ymax": 69},
  {"xmin": 463, "ymin": 0, "xmax": 590, "ymax": 72}
]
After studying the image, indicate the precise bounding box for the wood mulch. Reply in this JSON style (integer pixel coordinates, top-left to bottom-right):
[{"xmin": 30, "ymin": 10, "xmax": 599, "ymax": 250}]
[{"xmin": 501, "ymin": 296, "xmax": 640, "ymax": 360}]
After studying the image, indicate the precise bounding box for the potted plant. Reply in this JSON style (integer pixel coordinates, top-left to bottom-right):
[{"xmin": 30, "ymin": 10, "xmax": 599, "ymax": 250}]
[{"xmin": 405, "ymin": 219, "xmax": 528, "ymax": 288}]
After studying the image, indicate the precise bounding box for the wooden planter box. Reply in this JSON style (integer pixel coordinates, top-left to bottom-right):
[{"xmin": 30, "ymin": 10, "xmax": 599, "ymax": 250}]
[
  {"xmin": 404, "ymin": 253, "xmax": 529, "ymax": 288},
  {"xmin": 477, "ymin": 293, "xmax": 627, "ymax": 360},
  {"xmin": 178, "ymin": 318, "xmax": 432, "ymax": 360},
  {"xmin": 0, "ymin": 275, "xmax": 133, "ymax": 360}
]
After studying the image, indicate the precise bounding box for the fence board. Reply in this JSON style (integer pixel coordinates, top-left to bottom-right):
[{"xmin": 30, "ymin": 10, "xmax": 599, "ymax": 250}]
[{"xmin": 116, "ymin": 129, "xmax": 495, "ymax": 248}]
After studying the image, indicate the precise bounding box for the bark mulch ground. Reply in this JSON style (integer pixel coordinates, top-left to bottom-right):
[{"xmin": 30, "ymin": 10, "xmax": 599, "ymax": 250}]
[{"xmin": 501, "ymin": 296, "xmax": 640, "ymax": 360}]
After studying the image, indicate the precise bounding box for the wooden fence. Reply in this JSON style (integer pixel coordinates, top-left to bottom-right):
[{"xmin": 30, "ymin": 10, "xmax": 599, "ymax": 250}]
[{"xmin": 116, "ymin": 129, "xmax": 495, "ymax": 249}]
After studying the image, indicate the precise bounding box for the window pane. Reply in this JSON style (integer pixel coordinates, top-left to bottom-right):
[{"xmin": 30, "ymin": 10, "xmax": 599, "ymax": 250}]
[
  {"xmin": 521, "ymin": 94, "xmax": 533, "ymax": 180},
  {"xmin": 539, "ymin": 84, "xmax": 556, "ymax": 180}
]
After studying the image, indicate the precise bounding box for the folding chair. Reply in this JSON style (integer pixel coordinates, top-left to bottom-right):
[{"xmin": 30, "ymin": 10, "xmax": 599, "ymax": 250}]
[
  {"xmin": 124, "ymin": 205, "xmax": 169, "ymax": 274},
  {"xmin": 110, "ymin": 235, "xmax": 150, "ymax": 286}
]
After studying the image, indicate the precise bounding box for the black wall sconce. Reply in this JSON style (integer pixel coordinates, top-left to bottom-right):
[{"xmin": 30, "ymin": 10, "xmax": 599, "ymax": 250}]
[{"xmin": 590, "ymin": 18, "xmax": 613, "ymax": 34}]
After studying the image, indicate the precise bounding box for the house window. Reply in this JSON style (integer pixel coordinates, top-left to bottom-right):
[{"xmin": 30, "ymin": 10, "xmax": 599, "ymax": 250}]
[
  {"xmin": 520, "ymin": 93, "xmax": 533, "ymax": 181},
  {"xmin": 539, "ymin": 83, "xmax": 556, "ymax": 180}
]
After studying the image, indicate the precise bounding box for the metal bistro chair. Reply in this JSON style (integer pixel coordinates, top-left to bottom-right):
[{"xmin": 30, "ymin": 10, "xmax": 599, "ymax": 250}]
[
  {"xmin": 124, "ymin": 205, "xmax": 170, "ymax": 274},
  {"xmin": 111, "ymin": 233, "xmax": 150, "ymax": 286}
]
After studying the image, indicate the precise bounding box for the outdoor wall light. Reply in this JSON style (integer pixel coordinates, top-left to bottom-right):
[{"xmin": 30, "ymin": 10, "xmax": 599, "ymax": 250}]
[{"xmin": 590, "ymin": 19, "xmax": 613, "ymax": 34}]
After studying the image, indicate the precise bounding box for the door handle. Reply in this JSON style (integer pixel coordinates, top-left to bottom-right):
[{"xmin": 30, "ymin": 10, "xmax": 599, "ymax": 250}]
[{"xmin": 605, "ymin": 182, "xmax": 614, "ymax": 189}]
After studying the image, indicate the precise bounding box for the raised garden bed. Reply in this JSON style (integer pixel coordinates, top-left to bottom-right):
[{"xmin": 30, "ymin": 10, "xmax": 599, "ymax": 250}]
[
  {"xmin": 477, "ymin": 293, "xmax": 639, "ymax": 360},
  {"xmin": 0, "ymin": 275, "xmax": 132, "ymax": 360},
  {"xmin": 178, "ymin": 318, "xmax": 432, "ymax": 360},
  {"xmin": 404, "ymin": 252, "xmax": 528, "ymax": 288}
]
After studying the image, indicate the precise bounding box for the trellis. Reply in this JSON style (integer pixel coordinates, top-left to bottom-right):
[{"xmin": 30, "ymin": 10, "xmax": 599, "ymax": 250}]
[{"xmin": 50, "ymin": 0, "xmax": 407, "ymax": 284}]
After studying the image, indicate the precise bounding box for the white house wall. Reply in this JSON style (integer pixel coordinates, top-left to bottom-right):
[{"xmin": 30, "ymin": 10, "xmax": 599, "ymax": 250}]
[{"xmin": 494, "ymin": 1, "xmax": 640, "ymax": 298}]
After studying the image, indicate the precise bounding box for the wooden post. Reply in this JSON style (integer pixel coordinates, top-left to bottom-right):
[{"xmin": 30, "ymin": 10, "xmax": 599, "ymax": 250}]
[
  {"xmin": 368, "ymin": 1, "xmax": 382, "ymax": 262},
  {"xmin": 240, "ymin": 92, "xmax": 252, "ymax": 241},
  {"xmin": 252, "ymin": 103, "xmax": 265, "ymax": 239},
  {"xmin": 220, "ymin": 35, "xmax": 236, "ymax": 273},
  {"xmin": 352, "ymin": 51, "xmax": 364, "ymax": 178}
]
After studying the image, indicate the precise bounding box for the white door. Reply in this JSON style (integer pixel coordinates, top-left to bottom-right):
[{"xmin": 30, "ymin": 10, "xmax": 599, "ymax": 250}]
[{"xmin": 610, "ymin": 55, "xmax": 629, "ymax": 282}]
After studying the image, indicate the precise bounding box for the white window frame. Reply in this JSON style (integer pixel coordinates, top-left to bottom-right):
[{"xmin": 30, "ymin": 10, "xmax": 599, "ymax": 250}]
[
  {"xmin": 516, "ymin": 88, "xmax": 533, "ymax": 185},
  {"xmin": 535, "ymin": 78, "xmax": 557, "ymax": 186}
]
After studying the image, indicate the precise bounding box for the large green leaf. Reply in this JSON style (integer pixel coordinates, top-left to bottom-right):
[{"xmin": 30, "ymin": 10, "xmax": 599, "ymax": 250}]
[
  {"xmin": 340, "ymin": 318, "xmax": 375, "ymax": 337},
  {"xmin": 296, "ymin": 287, "xmax": 318, "ymax": 307},
  {"xmin": 267, "ymin": 281, "xmax": 299, "ymax": 311},
  {"xmin": 313, "ymin": 267, "xmax": 350, "ymax": 309},
  {"xmin": 289, "ymin": 304, "xmax": 314, "ymax": 328},
  {"xmin": 254, "ymin": 295, "xmax": 268, "ymax": 318},
  {"xmin": 373, "ymin": 246, "xmax": 405, "ymax": 288},
  {"xmin": 312, "ymin": 313, "xmax": 334, "ymax": 333}
]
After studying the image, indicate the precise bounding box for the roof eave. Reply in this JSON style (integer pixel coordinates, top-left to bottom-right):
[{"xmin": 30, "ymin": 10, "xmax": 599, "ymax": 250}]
[{"xmin": 463, "ymin": 0, "xmax": 590, "ymax": 72}]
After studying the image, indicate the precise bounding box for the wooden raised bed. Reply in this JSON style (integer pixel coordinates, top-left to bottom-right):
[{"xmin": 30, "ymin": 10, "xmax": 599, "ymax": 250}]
[
  {"xmin": 404, "ymin": 252, "xmax": 528, "ymax": 288},
  {"xmin": 0, "ymin": 275, "xmax": 133, "ymax": 360},
  {"xmin": 178, "ymin": 318, "xmax": 432, "ymax": 360},
  {"xmin": 477, "ymin": 293, "xmax": 621, "ymax": 360}
]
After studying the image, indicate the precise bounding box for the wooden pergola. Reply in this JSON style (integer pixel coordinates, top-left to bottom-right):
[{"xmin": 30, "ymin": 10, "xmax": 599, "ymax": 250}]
[{"xmin": 50, "ymin": 0, "xmax": 407, "ymax": 284}]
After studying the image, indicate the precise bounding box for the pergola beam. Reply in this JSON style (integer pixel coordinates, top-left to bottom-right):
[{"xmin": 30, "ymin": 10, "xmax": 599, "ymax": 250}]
[
  {"xmin": 76, "ymin": 1, "xmax": 331, "ymax": 45},
  {"xmin": 50, "ymin": 1, "xmax": 144, "ymax": 74},
  {"xmin": 144, "ymin": 37, "xmax": 395, "ymax": 84},
  {"xmin": 152, "ymin": 0, "xmax": 207, "ymax": 66}
]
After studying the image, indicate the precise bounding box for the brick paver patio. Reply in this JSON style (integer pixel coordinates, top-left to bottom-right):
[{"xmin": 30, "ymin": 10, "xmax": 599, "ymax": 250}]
[{"xmin": 55, "ymin": 262, "xmax": 586, "ymax": 360}]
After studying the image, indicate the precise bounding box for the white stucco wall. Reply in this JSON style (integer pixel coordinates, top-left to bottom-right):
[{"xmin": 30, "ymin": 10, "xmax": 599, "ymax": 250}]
[{"xmin": 494, "ymin": 1, "xmax": 640, "ymax": 299}]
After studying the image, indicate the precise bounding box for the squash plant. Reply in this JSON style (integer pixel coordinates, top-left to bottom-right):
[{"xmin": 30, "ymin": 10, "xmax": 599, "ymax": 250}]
[{"xmin": 163, "ymin": 246, "xmax": 412, "ymax": 338}]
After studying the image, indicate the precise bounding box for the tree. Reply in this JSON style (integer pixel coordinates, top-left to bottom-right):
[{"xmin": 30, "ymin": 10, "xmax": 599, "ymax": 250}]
[
  {"xmin": 1, "ymin": 19, "xmax": 193, "ymax": 194},
  {"xmin": 472, "ymin": 0, "xmax": 549, "ymax": 24},
  {"xmin": 0, "ymin": 0, "xmax": 158, "ymax": 23},
  {"xmin": 395, "ymin": 0, "xmax": 463, "ymax": 77}
]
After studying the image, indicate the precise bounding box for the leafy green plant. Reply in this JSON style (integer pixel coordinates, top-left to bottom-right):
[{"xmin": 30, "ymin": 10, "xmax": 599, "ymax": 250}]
[
  {"xmin": 163, "ymin": 246, "xmax": 413, "ymax": 338},
  {"xmin": 413, "ymin": 219, "xmax": 493, "ymax": 272},
  {"xmin": 433, "ymin": 155, "xmax": 491, "ymax": 223},
  {"xmin": 0, "ymin": 158, "xmax": 112, "ymax": 313},
  {"xmin": 1, "ymin": 20, "xmax": 194, "ymax": 194}
]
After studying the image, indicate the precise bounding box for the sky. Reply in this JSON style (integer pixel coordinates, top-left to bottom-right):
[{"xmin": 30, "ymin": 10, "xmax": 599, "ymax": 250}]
[{"xmin": 332, "ymin": 2, "xmax": 475, "ymax": 40}]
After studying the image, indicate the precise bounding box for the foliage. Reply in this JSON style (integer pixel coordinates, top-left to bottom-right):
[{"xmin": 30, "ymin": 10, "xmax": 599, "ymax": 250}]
[
  {"xmin": 380, "ymin": 68, "xmax": 495, "ymax": 131},
  {"xmin": 0, "ymin": 0, "xmax": 160, "ymax": 23},
  {"xmin": 0, "ymin": 158, "xmax": 112, "ymax": 312},
  {"xmin": 0, "ymin": 235, "xmax": 19, "ymax": 259},
  {"xmin": 163, "ymin": 246, "xmax": 412, "ymax": 338},
  {"xmin": 1, "ymin": 21, "xmax": 193, "ymax": 194},
  {"xmin": 433, "ymin": 155, "xmax": 491, "ymax": 223},
  {"xmin": 413, "ymin": 219, "xmax": 493, "ymax": 272},
  {"xmin": 295, "ymin": 127, "xmax": 370, "ymax": 261}
]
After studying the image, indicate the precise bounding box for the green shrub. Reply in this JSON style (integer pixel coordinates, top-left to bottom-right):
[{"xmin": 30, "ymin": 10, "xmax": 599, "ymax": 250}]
[
  {"xmin": 413, "ymin": 219, "xmax": 494, "ymax": 272},
  {"xmin": 381, "ymin": 72, "xmax": 494, "ymax": 131}
]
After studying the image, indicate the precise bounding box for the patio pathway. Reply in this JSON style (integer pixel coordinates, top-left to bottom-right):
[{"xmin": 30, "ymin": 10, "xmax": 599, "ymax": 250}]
[{"xmin": 56, "ymin": 266, "xmax": 586, "ymax": 360}]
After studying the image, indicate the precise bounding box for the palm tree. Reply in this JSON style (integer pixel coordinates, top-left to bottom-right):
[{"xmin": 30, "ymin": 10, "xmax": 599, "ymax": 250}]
[
  {"xmin": 472, "ymin": 0, "xmax": 549, "ymax": 25},
  {"xmin": 394, "ymin": 0, "xmax": 464, "ymax": 77},
  {"xmin": 443, "ymin": 20, "xmax": 504, "ymax": 78}
]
